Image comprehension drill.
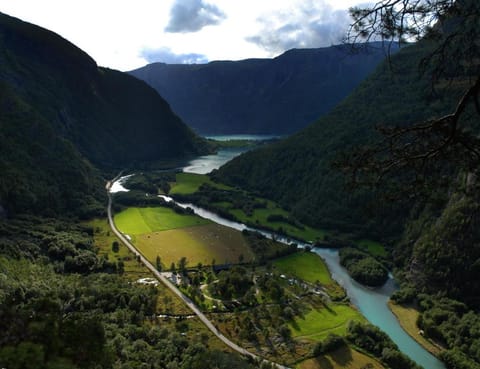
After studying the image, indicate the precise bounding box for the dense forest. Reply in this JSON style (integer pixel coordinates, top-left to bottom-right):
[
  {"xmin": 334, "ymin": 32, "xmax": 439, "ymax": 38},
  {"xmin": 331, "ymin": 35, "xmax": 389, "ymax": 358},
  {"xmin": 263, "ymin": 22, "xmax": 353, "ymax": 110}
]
[
  {"xmin": 0, "ymin": 12, "xmax": 211, "ymax": 216},
  {"xmin": 212, "ymin": 40, "xmax": 457, "ymax": 236},
  {"xmin": 213, "ymin": 2, "xmax": 480, "ymax": 367},
  {"xmin": 0, "ymin": 12, "xmax": 255, "ymax": 369}
]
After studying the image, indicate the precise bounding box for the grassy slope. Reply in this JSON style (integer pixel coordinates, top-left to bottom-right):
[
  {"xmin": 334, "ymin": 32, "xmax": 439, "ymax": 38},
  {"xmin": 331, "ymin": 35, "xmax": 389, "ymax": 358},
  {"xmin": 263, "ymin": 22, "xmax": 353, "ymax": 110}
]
[
  {"xmin": 170, "ymin": 173, "xmax": 231, "ymax": 195},
  {"xmin": 290, "ymin": 304, "xmax": 365, "ymax": 341},
  {"xmin": 273, "ymin": 252, "xmax": 332, "ymax": 285}
]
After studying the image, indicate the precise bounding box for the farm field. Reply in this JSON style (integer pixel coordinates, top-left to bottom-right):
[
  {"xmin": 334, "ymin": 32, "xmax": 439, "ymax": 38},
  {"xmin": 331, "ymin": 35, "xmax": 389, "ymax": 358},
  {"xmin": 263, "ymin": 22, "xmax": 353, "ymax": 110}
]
[
  {"xmin": 114, "ymin": 206, "xmax": 210, "ymax": 235},
  {"xmin": 135, "ymin": 223, "xmax": 255, "ymax": 267},
  {"xmin": 114, "ymin": 206, "xmax": 255, "ymax": 267}
]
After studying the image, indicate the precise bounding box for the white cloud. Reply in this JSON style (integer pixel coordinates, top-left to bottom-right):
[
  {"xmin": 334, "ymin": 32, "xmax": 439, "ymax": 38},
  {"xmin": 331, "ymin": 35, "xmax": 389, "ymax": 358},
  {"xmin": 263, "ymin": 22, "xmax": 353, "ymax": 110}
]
[
  {"xmin": 165, "ymin": 0, "xmax": 226, "ymax": 33},
  {"xmin": 0, "ymin": 0, "xmax": 367, "ymax": 70},
  {"xmin": 246, "ymin": 0, "xmax": 351, "ymax": 54}
]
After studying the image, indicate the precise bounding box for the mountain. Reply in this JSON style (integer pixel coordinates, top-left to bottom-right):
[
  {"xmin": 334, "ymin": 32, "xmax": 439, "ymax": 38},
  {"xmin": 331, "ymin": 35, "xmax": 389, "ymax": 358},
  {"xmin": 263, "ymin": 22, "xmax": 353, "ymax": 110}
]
[
  {"xmin": 212, "ymin": 40, "xmax": 461, "ymax": 236},
  {"xmin": 130, "ymin": 43, "xmax": 397, "ymax": 134},
  {"xmin": 0, "ymin": 12, "xmax": 210, "ymax": 216}
]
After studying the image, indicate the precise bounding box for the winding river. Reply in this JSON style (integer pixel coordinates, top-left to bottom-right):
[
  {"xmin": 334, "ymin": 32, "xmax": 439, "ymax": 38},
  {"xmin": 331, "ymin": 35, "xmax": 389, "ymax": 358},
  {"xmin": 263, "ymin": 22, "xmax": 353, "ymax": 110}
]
[{"xmin": 113, "ymin": 135, "xmax": 446, "ymax": 369}]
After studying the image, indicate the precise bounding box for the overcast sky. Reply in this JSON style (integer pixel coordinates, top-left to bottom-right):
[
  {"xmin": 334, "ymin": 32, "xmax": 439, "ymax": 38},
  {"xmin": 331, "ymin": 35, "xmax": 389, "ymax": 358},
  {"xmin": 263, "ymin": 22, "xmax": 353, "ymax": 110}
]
[{"xmin": 0, "ymin": 0, "xmax": 367, "ymax": 71}]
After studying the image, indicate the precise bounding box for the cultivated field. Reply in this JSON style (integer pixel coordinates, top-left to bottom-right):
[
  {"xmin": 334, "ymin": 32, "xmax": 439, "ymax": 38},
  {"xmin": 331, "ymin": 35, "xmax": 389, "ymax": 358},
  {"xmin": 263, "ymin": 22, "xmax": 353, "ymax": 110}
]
[
  {"xmin": 135, "ymin": 223, "xmax": 255, "ymax": 267},
  {"xmin": 114, "ymin": 206, "xmax": 210, "ymax": 235},
  {"xmin": 114, "ymin": 206, "xmax": 255, "ymax": 267}
]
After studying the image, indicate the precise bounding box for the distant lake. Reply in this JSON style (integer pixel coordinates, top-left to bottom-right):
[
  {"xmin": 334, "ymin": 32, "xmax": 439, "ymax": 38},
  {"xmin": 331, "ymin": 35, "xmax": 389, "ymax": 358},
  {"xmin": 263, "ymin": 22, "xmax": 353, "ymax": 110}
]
[{"xmin": 183, "ymin": 134, "xmax": 281, "ymax": 174}]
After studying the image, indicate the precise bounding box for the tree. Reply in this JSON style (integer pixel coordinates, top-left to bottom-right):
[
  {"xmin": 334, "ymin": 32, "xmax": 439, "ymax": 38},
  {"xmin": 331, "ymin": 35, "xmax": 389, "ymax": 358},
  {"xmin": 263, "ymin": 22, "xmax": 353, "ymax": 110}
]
[
  {"xmin": 112, "ymin": 241, "xmax": 119, "ymax": 253},
  {"xmin": 340, "ymin": 0, "xmax": 480, "ymax": 195},
  {"xmin": 156, "ymin": 255, "xmax": 162, "ymax": 271},
  {"xmin": 178, "ymin": 257, "xmax": 188, "ymax": 275},
  {"xmin": 170, "ymin": 262, "xmax": 176, "ymax": 273}
]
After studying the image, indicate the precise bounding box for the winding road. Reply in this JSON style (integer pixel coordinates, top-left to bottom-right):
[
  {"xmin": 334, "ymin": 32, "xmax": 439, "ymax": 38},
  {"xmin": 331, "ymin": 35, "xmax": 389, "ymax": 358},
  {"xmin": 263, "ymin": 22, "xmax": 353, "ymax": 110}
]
[{"xmin": 106, "ymin": 188, "xmax": 290, "ymax": 369}]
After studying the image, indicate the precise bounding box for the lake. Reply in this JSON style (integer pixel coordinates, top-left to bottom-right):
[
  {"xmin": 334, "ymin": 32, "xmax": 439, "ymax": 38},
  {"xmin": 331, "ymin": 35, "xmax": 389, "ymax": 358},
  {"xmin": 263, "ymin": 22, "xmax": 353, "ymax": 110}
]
[{"xmin": 183, "ymin": 134, "xmax": 281, "ymax": 174}]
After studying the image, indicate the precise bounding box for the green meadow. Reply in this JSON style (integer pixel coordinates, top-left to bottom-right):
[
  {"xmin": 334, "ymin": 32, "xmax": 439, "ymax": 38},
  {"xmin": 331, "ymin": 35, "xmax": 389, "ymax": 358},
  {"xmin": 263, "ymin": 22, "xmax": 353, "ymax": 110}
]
[
  {"xmin": 273, "ymin": 252, "xmax": 333, "ymax": 285},
  {"xmin": 290, "ymin": 304, "xmax": 365, "ymax": 341},
  {"xmin": 114, "ymin": 206, "xmax": 210, "ymax": 235},
  {"xmin": 356, "ymin": 239, "xmax": 387, "ymax": 257},
  {"xmin": 169, "ymin": 172, "xmax": 231, "ymax": 195},
  {"xmin": 135, "ymin": 223, "xmax": 255, "ymax": 267},
  {"xmin": 113, "ymin": 206, "xmax": 254, "ymax": 267}
]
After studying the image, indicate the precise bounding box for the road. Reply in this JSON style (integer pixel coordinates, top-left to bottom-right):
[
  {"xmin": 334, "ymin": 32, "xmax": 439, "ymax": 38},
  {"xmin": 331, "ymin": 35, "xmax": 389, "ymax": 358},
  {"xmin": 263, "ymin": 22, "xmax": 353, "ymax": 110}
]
[{"xmin": 106, "ymin": 189, "xmax": 291, "ymax": 369}]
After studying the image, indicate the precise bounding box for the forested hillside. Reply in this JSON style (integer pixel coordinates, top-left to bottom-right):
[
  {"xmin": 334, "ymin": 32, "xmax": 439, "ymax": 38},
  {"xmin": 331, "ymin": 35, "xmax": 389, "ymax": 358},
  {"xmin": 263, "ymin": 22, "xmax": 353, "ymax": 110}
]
[
  {"xmin": 130, "ymin": 43, "xmax": 397, "ymax": 134},
  {"xmin": 0, "ymin": 13, "xmax": 254, "ymax": 369},
  {"xmin": 0, "ymin": 12, "xmax": 210, "ymax": 216},
  {"xmin": 213, "ymin": 40, "xmax": 459, "ymax": 236}
]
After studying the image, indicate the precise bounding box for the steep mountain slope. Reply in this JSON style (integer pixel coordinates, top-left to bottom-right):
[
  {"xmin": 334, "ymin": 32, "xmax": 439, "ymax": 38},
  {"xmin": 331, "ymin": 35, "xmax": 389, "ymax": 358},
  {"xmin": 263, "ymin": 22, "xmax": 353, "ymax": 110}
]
[
  {"xmin": 0, "ymin": 12, "xmax": 209, "ymax": 216},
  {"xmin": 212, "ymin": 40, "xmax": 460, "ymax": 236},
  {"xmin": 130, "ymin": 43, "xmax": 397, "ymax": 134}
]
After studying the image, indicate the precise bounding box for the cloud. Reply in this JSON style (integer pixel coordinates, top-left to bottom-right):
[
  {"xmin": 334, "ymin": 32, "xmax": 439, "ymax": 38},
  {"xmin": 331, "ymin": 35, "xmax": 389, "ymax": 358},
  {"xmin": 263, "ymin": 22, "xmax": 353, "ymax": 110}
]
[
  {"xmin": 246, "ymin": 0, "xmax": 350, "ymax": 54},
  {"xmin": 141, "ymin": 47, "xmax": 208, "ymax": 64},
  {"xmin": 165, "ymin": 0, "xmax": 226, "ymax": 33}
]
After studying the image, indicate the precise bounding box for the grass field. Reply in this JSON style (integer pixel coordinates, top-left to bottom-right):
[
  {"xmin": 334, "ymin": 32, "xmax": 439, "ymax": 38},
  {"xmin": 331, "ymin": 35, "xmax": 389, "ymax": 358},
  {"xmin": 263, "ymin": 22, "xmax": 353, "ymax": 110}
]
[
  {"xmin": 114, "ymin": 207, "xmax": 210, "ymax": 235},
  {"xmin": 169, "ymin": 173, "xmax": 231, "ymax": 195},
  {"xmin": 290, "ymin": 304, "xmax": 365, "ymax": 341},
  {"xmin": 388, "ymin": 301, "xmax": 444, "ymax": 356},
  {"xmin": 297, "ymin": 346, "xmax": 385, "ymax": 369},
  {"xmin": 134, "ymin": 224, "xmax": 255, "ymax": 267},
  {"xmin": 169, "ymin": 173, "xmax": 327, "ymax": 242},
  {"xmin": 357, "ymin": 239, "xmax": 387, "ymax": 257},
  {"xmin": 273, "ymin": 252, "xmax": 333, "ymax": 285},
  {"xmin": 229, "ymin": 202, "xmax": 327, "ymax": 242}
]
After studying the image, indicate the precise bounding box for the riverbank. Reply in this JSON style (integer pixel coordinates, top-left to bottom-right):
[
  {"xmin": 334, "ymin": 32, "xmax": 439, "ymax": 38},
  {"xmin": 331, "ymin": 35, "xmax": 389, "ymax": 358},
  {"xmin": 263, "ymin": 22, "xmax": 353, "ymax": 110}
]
[{"xmin": 388, "ymin": 301, "xmax": 445, "ymax": 357}]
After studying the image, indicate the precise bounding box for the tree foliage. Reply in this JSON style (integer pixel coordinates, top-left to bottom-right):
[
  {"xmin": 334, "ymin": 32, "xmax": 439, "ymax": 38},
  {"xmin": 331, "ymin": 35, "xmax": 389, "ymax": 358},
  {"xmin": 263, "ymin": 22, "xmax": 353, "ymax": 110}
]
[{"xmin": 341, "ymin": 0, "xmax": 480, "ymax": 194}]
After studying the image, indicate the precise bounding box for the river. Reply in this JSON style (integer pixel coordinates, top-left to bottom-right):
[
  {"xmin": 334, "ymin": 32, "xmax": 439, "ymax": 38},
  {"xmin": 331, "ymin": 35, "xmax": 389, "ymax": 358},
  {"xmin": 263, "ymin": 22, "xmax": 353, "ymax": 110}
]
[
  {"xmin": 182, "ymin": 134, "xmax": 281, "ymax": 174},
  {"xmin": 111, "ymin": 134, "xmax": 446, "ymax": 369}
]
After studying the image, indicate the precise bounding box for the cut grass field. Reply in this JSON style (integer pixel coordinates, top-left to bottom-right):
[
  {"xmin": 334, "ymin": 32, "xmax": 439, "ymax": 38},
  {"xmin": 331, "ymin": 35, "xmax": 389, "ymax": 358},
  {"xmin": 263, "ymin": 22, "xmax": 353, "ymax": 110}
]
[
  {"xmin": 290, "ymin": 304, "xmax": 365, "ymax": 341},
  {"xmin": 273, "ymin": 252, "xmax": 333, "ymax": 285},
  {"xmin": 228, "ymin": 202, "xmax": 327, "ymax": 242},
  {"xmin": 388, "ymin": 301, "xmax": 444, "ymax": 356},
  {"xmin": 169, "ymin": 172, "xmax": 231, "ymax": 195},
  {"xmin": 113, "ymin": 206, "xmax": 255, "ymax": 267},
  {"xmin": 114, "ymin": 206, "xmax": 210, "ymax": 235},
  {"xmin": 297, "ymin": 345, "xmax": 385, "ymax": 369},
  {"xmin": 135, "ymin": 223, "xmax": 255, "ymax": 267}
]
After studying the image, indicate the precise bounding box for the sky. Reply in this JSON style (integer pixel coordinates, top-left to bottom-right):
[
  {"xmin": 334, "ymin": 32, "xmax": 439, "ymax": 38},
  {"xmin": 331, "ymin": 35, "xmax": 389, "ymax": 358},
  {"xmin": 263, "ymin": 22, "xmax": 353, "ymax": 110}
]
[{"xmin": 0, "ymin": 0, "xmax": 367, "ymax": 71}]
